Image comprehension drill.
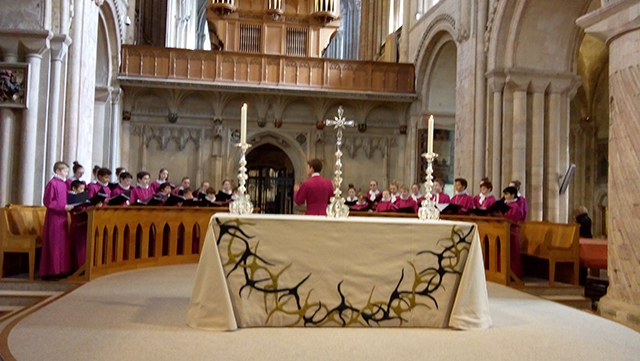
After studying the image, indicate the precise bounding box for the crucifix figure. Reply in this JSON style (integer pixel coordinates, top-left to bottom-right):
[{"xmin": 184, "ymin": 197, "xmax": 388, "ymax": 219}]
[{"xmin": 324, "ymin": 106, "xmax": 355, "ymax": 217}]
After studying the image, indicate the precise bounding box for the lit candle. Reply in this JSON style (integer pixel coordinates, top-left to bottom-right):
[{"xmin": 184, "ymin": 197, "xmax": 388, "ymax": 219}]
[
  {"xmin": 428, "ymin": 115, "xmax": 434, "ymax": 154},
  {"xmin": 241, "ymin": 103, "xmax": 247, "ymax": 144}
]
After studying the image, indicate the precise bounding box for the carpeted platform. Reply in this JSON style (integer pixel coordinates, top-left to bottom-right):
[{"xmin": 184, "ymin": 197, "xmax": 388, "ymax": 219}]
[{"xmin": 7, "ymin": 264, "xmax": 640, "ymax": 361}]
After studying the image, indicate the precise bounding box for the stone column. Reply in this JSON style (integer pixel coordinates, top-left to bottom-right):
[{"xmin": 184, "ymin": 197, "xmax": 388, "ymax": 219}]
[
  {"xmin": 46, "ymin": 35, "xmax": 72, "ymax": 178},
  {"xmin": 0, "ymin": 109, "xmax": 15, "ymax": 206},
  {"xmin": 501, "ymin": 87, "xmax": 513, "ymax": 188},
  {"xmin": 19, "ymin": 34, "xmax": 52, "ymax": 205},
  {"xmin": 64, "ymin": 0, "xmax": 85, "ymax": 163},
  {"xmin": 529, "ymin": 80, "xmax": 548, "ymax": 221},
  {"xmin": 546, "ymin": 89, "xmax": 561, "ymax": 223},
  {"xmin": 109, "ymin": 88, "xmax": 123, "ymax": 174},
  {"xmin": 473, "ymin": 0, "xmax": 488, "ymax": 186},
  {"xmin": 578, "ymin": 0, "xmax": 640, "ymax": 332},
  {"xmin": 487, "ymin": 74, "xmax": 504, "ymax": 194},
  {"xmin": 509, "ymin": 79, "xmax": 528, "ymax": 191}
]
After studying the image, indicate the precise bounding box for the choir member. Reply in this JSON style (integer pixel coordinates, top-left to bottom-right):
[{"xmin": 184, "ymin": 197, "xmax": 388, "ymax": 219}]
[
  {"xmin": 375, "ymin": 190, "xmax": 396, "ymax": 212},
  {"xmin": 204, "ymin": 187, "xmax": 217, "ymax": 205},
  {"xmin": 130, "ymin": 171, "xmax": 154, "ymax": 205},
  {"xmin": 69, "ymin": 180, "xmax": 86, "ymax": 195},
  {"xmin": 501, "ymin": 186, "xmax": 524, "ymax": 279},
  {"xmin": 87, "ymin": 168, "xmax": 112, "ymax": 201},
  {"xmin": 40, "ymin": 162, "xmax": 74, "ymax": 280},
  {"xmin": 154, "ymin": 182, "xmax": 173, "ymax": 206},
  {"xmin": 173, "ymin": 177, "xmax": 191, "ymax": 196},
  {"xmin": 109, "ymin": 167, "xmax": 128, "ymax": 191},
  {"xmin": 65, "ymin": 161, "xmax": 86, "ymax": 190},
  {"xmin": 411, "ymin": 183, "xmax": 425, "ymax": 204},
  {"xmin": 394, "ymin": 184, "xmax": 419, "ymax": 213},
  {"xmin": 150, "ymin": 168, "xmax": 170, "ymax": 193},
  {"xmin": 215, "ymin": 179, "xmax": 234, "ymax": 204},
  {"xmin": 367, "ymin": 180, "xmax": 382, "ymax": 204},
  {"xmin": 450, "ymin": 178, "xmax": 475, "ymax": 212},
  {"xmin": 351, "ymin": 191, "xmax": 371, "ymax": 211},
  {"xmin": 293, "ymin": 159, "xmax": 334, "ymax": 215},
  {"xmin": 193, "ymin": 181, "xmax": 210, "ymax": 200},
  {"xmin": 430, "ymin": 178, "xmax": 451, "ymax": 204},
  {"xmin": 509, "ymin": 180, "xmax": 528, "ymax": 221},
  {"xmin": 345, "ymin": 184, "xmax": 357, "ymax": 207},
  {"xmin": 389, "ymin": 180, "xmax": 400, "ymax": 202},
  {"xmin": 90, "ymin": 165, "xmax": 100, "ymax": 184},
  {"xmin": 474, "ymin": 180, "xmax": 496, "ymax": 210},
  {"xmin": 110, "ymin": 172, "xmax": 133, "ymax": 205}
]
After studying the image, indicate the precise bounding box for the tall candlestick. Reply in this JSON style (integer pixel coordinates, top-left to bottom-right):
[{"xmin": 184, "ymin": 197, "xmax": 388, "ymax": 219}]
[
  {"xmin": 427, "ymin": 115, "xmax": 434, "ymax": 154},
  {"xmin": 241, "ymin": 103, "xmax": 247, "ymax": 144}
]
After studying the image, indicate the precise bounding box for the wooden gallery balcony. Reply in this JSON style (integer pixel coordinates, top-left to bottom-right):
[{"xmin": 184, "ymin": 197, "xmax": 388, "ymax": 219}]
[{"xmin": 119, "ymin": 45, "xmax": 416, "ymax": 98}]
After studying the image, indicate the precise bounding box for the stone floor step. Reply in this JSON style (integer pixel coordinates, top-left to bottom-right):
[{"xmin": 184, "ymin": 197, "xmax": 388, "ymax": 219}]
[
  {"xmin": 0, "ymin": 279, "xmax": 78, "ymax": 293},
  {"xmin": 514, "ymin": 285, "xmax": 585, "ymax": 297},
  {"xmin": 541, "ymin": 295, "xmax": 593, "ymax": 310}
]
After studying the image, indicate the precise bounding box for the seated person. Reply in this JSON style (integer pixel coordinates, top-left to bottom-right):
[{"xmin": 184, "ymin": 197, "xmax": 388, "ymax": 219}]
[
  {"xmin": 394, "ymin": 184, "xmax": 419, "ymax": 213},
  {"xmin": 450, "ymin": 178, "xmax": 475, "ymax": 212},
  {"xmin": 351, "ymin": 191, "xmax": 371, "ymax": 211},
  {"xmin": 430, "ymin": 178, "xmax": 451, "ymax": 204},
  {"xmin": 216, "ymin": 179, "xmax": 234, "ymax": 204},
  {"xmin": 473, "ymin": 180, "xmax": 496, "ymax": 210},
  {"xmin": 411, "ymin": 183, "xmax": 424, "ymax": 204},
  {"xmin": 193, "ymin": 181, "xmax": 210, "ymax": 201},
  {"xmin": 203, "ymin": 187, "xmax": 217, "ymax": 205},
  {"xmin": 375, "ymin": 190, "xmax": 397, "ymax": 212},
  {"xmin": 345, "ymin": 184, "xmax": 357, "ymax": 206},
  {"xmin": 367, "ymin": 180, "xmax": 382, "ymax": 205},
  {"xmin": 173, "ymin": 177, "xmax": 191, "ymax": 196},
  {"xmin": 389, "ymin": 180, "xmax": 400, "ymax": 202}
]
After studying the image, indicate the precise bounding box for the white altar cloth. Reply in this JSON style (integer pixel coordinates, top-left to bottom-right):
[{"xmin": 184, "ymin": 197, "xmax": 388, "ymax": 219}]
[{"xmin": 187, "ymin": 214, "xmax": 491, "ymax": 330}]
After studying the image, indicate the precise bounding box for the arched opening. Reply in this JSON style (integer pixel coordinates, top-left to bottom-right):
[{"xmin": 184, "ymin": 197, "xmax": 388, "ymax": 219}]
[{"xmin": 246, "ymin": 143, "xmax": 295, "ymax": 214}]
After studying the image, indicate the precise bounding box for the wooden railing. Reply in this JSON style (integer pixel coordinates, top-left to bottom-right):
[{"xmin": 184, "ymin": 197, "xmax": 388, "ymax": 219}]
[
  {"xmin": 72, "ymin": 206, "xmax": 231, "ymax": 281},
  {"xmin": 349, "ymin": 211, "xmax": 516, "ymax": 285},
  {"xmin": 120, "ymin": 45, "xmax": 416, "ymax": 95}
]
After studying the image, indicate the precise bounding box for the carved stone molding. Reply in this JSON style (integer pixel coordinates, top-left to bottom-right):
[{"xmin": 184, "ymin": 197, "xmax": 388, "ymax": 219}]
[
  {"xmin": 131, "ymin": 125, "xmax": 202, "ymax": 150},
  {"xmin": 343, "ymin": 136, "xmax": 398, "ymax": 159}
]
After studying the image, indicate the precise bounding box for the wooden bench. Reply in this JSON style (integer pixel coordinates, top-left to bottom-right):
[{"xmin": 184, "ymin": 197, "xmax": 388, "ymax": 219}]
[
  {"xmin": 0, "ymin": 205, "xmax": 46, "ymax": 280},
  {"xmin": 520, "ymin": 221, "xmax": 580, "ymax": 286}
]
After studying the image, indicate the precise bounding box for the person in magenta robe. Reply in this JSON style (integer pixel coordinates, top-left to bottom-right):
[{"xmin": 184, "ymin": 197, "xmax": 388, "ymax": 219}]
[
  {"xmin": 501, "ymin": 186, "xmax": 524, "ymax": 280},
  {"xmin": 450, "ymin": 178, "xmax": 475, "ymax": 212},
  {"xmin": 87, "ymin": 167, "xmax": 113, "ymax": 201},
  {"xmin": 150, "ymin": 168, "xmax": 170, "ymax": 193},
  {"xmin": 40, "ymin": 162, "xmax": 75, "ymax": 280},
  {"xmin": 351, "ymin": 192, "xmax": 372, "ymax": 211},
  {"xmin": 110, "ymin": 172, "xmax": 133, "ymax": 205},
  {"xmin": 173, "ymin": 177, "xmax": 191, "ymax": 196},
  {"xmin": 375, "ymin": 190, "xmax": 396, "ymax": 212},
  {"xmin": 411, "ymin": 183, "xmax": 425, "ymax": 205},
  {"xmin": 65, "ymin": 161, "xmax": 86, "ymax": 190},
  {"xmin": 367, "ymin": 180, "xmax": 383, "ymax": 205},
  {"xmin": 474, "ymin": 180, "xmax": 496, "ymax": 210},
  {"xmin": 193, "ymin": 181, "xmax": 211, "ymax": 201},
  {"xmin": 130, "ymin": 171, "xmax": 154, "ymax": 205},
  {"xmin": 430, "ymin": 178, "xmax": 451, "ymax": 204},
  {"xmin": 509, "ymin": 180, "xmax": 528, "ymax": 221},
  {"xmin": 394, "ymin": 185, "xmax": 419, "ymax": 213},
  {"xmin": 215, "ymin": 179, "xmax": 234, "ymax": 204},
  {"xmin": 345, "ymin": 185, "xmax": 357, "ymax": 207},
  {"xmin": 294, "ymin": 159, "xmax": 334, "ymax": 215},
  {"xmin": 389, "ymin": 181, "xmax": 400, "ymax": 203}
]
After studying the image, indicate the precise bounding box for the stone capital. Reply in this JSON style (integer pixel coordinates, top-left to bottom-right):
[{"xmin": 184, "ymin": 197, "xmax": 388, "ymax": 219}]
[
  {"xmin": 110, "ymin": 88, "xmax": 123, "ymax": 104},
  {"xmin": 95, "ymin": 86, "xmax": 111, "ymax": 103},
  {"xmin": 0, "ymin": 30, "xmax": 52, "ymax": 58},
  {"xmin": 485, "ymin": 70, "xmax": 505, "ymax": 92},
  {"xmin": 577, "ymin": 0, "xmax": 640, "ymax": 44},
  {"xmin": 50, "ymin": 34, "xmax": 72, "ymax": 61}
]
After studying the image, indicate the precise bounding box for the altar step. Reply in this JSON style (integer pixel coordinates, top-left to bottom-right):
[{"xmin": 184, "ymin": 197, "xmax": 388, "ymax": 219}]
[
  {"xmin": 513, "ymin": 278, "xmax": 593, "ymax": 311},
  {"xmin": 0, "ymin": 279, "xmax": 78, "ymax": 323}
]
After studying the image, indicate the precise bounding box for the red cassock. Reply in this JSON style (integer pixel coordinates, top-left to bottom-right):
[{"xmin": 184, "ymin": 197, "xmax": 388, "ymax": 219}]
[
  {"xmin": 351, "ymin": 202, "xmax": 370, "ymax": 211},
  {"xmin": 516, "ymin": 195, "xmax": 528, "ymax": 221},
  {"xmin": 71, "ymin": 182, "xmax": 112, "ymax": 267},
  {"xmin": 40, "ymin": 177, "xmax": 71, "ymax": 277},
  {"xmin": 503, "ymin": 201, "xmax": 524, "ymax": 279},
  {"xmin": 473, "ymin": 194, "xmax": 496, "ymax": 210},
  {"xmin": 150, "ymin": 180, "xmax": 167, "ymax": 194},
  {"xmin": 450, "ymin": 193, "xmax": 475, "ymax": 211},
  {"xmin": 110, "ymin": 185, "xmax": 131, "ymax": 206},
  {"xmin": 412, "ymin": 195, "xmax": 425, "ymax": 205},
  {"xmin": 394, "ymin": 197, "xmax": 418, "ymax": 213},
  {"xmin": 367, "ymin": 190, "xmax": 382, "ymax": 203},
  {"xmin": 130, "ymin": 186, "xmax": 155, "ymax": 205},
  {"xmin": 294, "ymin": 175, "xmax": 334, "ymax": 215},
  {"xmin": 375, "ymin": 201, "xmax": 397, "ymax": 212},
  {"xmin": 430, "ymin": 192, "xmax": 451, "ymax": 204}
]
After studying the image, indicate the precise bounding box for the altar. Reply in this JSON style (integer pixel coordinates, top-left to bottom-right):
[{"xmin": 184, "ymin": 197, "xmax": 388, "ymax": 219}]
[{"xmin": 187, "ymin": 214, "xmax": 491, "ymax": 331}]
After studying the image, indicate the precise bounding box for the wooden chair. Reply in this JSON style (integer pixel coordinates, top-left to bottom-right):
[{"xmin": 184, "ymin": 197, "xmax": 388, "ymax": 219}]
[
  {"xmin": 520, "ymin": 221, "xmax": 580, "ymax": 286},
  {"xmin": 0, "ymin": 205, "xmax": 45, "ymax": 280}
]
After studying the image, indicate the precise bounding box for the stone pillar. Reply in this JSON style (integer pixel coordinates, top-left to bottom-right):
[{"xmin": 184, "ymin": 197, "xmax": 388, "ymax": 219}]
[
  {"xmin": 64, "ymin": 0, "xmax": 85, "ymax": 163},
  {"xmin": 109, "ymin": 88, "xmax": 123, "ymax": 174},
  {"xmin": 578, "ymin": 0, "xmax": 640, "ymax": 332},
  {"xmin": 529, "ymin": 80, "xmax": 548, "ymax": 221},
  {"xmin": 509, "ymin": 80, "xmax": 528, "ymax": 190},
  {"xmin": 473, "ymin": 0, "xmax": 488, "ymax": 186},
  {"xmin": 501, "ymin": 87, "xmax": 513, "ymax": 188},
  {"xmin": 546, "ymin": 89, "xmax": 561, "ymax": 223},
  {"xmin": 487, "ymin": 74, "xmax": 504, "ymax": 194},
  {"xmin": 0, "ymin": 109, "xmax": 15, "ymax": 206},
  {"xmin": 46, "ymin": 35, "xmax": 72, "ymax": 178},
  {"xmin": 19, "ymin": 34, "xmax": 52, "ymax": 205}
]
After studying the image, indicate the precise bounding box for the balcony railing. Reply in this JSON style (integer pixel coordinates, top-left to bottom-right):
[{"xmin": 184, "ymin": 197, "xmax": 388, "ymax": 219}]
[{"xmin": 120, "ymin": 45, "xmax": 415, "ymax": 95}]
